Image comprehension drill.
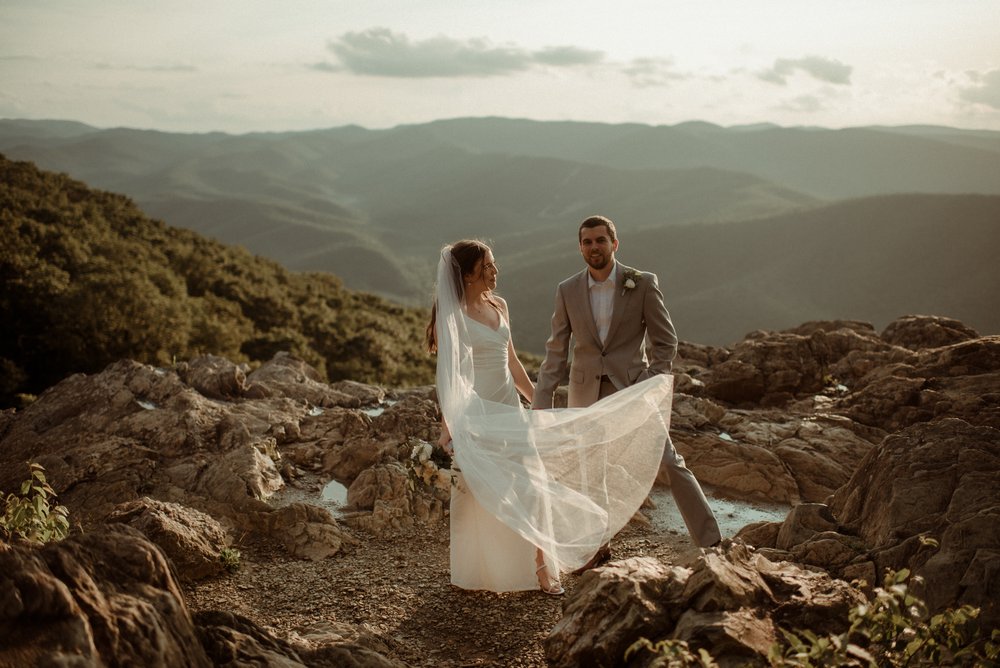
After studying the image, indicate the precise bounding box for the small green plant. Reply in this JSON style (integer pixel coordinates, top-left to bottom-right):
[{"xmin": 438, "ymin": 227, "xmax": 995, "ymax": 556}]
[
  {"xmin": 219, "ymin": 547, "xmax": 242, "ymax": 573},
  {"xmin": 0, "ymin": 462, "xmax": 70, "ymax": 544},
  {"xmin": 768, "ymin": 567, "xmax": 998, "ymax": 667},
  {"xmin": 624, "ymin": 555, "xmax": 998, "ymax": 668},
  {"xmin": 625, "ymin": 637, "xmax": 720, "ymax": 667}
]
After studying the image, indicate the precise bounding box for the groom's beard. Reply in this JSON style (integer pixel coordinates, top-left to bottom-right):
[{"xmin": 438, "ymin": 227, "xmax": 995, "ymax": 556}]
[{"xmin": 586, "ymin": 252, "xmax": 610, "ymax": 270}]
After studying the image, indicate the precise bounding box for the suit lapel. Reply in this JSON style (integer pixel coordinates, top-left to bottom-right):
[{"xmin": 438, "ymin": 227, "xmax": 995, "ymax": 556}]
[
  {"xmin": 604, "ymin": 263, "xmax": 632, "ymax": 345},
  {"xmin": 575, "ymin": 270, "xmax": 602, "ymax": 347}
]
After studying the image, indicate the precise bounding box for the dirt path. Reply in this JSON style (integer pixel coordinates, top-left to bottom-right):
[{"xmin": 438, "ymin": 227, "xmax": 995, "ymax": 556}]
[{"xmin": 182, "ymin": 517, "xmax": 692, "ymax": 666}]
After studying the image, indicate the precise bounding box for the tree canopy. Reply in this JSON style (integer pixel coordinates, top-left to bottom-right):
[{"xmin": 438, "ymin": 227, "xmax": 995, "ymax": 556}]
[{"xmin": 0, "ymin": 154, "xmax": 435, "ymax": 406}]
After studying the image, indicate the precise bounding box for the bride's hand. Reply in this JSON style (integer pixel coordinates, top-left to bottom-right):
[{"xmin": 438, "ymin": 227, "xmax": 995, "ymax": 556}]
[{"xmin": 439, "ymin": 437, "xmax": 454, "ymax": 457}]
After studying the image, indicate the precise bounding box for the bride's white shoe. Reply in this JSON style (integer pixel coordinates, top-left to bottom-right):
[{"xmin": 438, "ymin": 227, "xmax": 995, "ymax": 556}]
[{"xmin": 535, "ymin": 563, "xmax": 565, "ymax": 596}]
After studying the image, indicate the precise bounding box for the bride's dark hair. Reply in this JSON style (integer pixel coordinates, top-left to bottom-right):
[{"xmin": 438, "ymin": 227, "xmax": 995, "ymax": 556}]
[{"xmin": 426, "ymin": 239, "xmax": 501, "ymax": 353}]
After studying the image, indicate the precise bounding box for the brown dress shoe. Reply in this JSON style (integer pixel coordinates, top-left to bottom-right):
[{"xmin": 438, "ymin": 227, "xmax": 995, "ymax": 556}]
[{"xmin": 572, "ymin": 543, "xmax": 612, "ymax": 575}]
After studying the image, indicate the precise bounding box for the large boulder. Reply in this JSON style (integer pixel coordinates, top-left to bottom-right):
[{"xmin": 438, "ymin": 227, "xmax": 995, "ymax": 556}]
[
  {"xmin": 668, "ymin": 395, "xmax": 878, "ymax": 503},
  {"xmin": 107, "ymin": 497, "xmax": 230, "ymax": 581},
  {"xmin": 545, "ymin": 545, "xmax": 863, "ymax": 667},
  {"xmin": 701, "ymin": 326, "xmax": 904, "ymax": 406},
  {"xmin": 342, "ymin": 453, "xmax": 451, "ymax": 535},
  {"xmin": 176, "ymin": 354, "xmax": 266, "ymax": 400},
  {"xmin": 838, "ymin": 337, "xmax": 1000, "ymax": 431},
  {"xmin": 0, "ymin": 525, "xmax": 392, "ymax": 667},
  {"xmin": 881, "ymin": 315, "xmax": 980, "ymax": 351},
  {"xmin": 0, "ymin": 524, "xmax": 213, "ymax": 667},
  {"xmin": 750, "ymin": 418, "xmax": 1000, "ymax": 629},
  {"xmin": 544, "ymin": 557, "xmax": 690, "ymax": 667},
  {"xmin": 260, "ymin": 502, "xmax": 358, "ymax": 561},
  {"xmin": 247, "ymin": 352, "xmax": 361, "ymax": 408},
  {"xmin": 830, "ymin": 418, "xmax": 1000, "ymax": 625}
]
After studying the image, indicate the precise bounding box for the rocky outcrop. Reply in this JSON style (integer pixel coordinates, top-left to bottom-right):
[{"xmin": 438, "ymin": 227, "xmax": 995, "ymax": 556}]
[
  {"xmin": 0, "ymin": 524, "xmax": 213, "ymax": 667},
  {"xmin": 263, "ymin": 502, "xmax": 359, "ymax": 561},
  {"xmin": 107, "ymin": 497, "xmax": 230, "ymax": 581},
  {"xmin": 837, "ymin": 337, "xmax": 1000, "ymax": 431},
  {"xmin": 698, "ymin": 325, "xmax": 910, "ymax": 407},
  {"xmin": 545, "ymin": 544, "xmax": 862, "ymax": 667},
  {"xmin": 341, "ymin": 442, "xmax": 454, "ymax": 535},
  {"xmin": 176, "ymin": 354, "xmax": 265, "ymax": 400},
  {"xmin": 830, "ymin": 418, "xmax": 1000, "ymax": 624},
  {"xmin": 2, "ymin": 313, "xmax": 996, "ymax": 665},
  {"xmin": 736, "ymin": 418, "xmax": 1000, "ymax": 628},
  {"xmin": 0, "ymin": 353, "xmax": 430, "ymax": 561},
  {"xmin": 667, "ymin": 395, "xmax": 878, "ymax": 503},
  {"xmin": 0, "ymin": 524, "xmax": 399, "ymax": 667},
  {"xmin": 881, "ymin": 315, "xmax": 980, "ymax": 351},
  {"xmin": 247, "ymin": 351, "xmax": 363, "ymax": 408},
  {"xmin": 685, "ymin": 315, "xmax": 985, "ymax": 399}
]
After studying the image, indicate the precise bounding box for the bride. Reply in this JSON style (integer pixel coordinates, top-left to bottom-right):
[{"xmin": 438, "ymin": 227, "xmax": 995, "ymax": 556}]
[{"xmin": 427, "ymin": 240, "xmax": 673, "ymax": 595}]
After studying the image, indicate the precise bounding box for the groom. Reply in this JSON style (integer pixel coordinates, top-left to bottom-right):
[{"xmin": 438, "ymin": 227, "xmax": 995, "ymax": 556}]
[{"xmin": 531, "ymin": 215, "xmax": 722, "ymax": 564}]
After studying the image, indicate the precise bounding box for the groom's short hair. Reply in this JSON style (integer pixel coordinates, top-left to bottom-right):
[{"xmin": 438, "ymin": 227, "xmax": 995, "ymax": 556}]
[{"xmin": 579, "ymin": 215, "xmax": 617, "ymax": 243}]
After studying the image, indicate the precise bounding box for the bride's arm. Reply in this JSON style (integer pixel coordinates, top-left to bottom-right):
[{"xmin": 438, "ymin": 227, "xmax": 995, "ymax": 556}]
[
  {"xmin": 498, "ymin": 297, "xmax": 535, "ymax": 402},
  {"xmin": 437, "ymin": 418, "xmax": 453, "ymax": 455}
]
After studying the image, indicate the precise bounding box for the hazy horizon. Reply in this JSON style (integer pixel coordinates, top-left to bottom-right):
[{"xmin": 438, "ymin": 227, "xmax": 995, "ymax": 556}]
[
  {"xmin": 2, "ymin": 0, "xmax": 999, "ymax": 134},
  {"xmin": 8, "ymin": 114, "xmax": 1000, "ymax": 137}
]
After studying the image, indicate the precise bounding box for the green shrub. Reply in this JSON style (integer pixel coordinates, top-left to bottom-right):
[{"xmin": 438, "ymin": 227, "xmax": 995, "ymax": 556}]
[
  {"xmin": 768, "ymin": 567, "xmax": 998, "ymax": 667},
  {"xmin": 625, "ymin": 564, "xmax": 998, "ymax": 667},
  {"xmin": 0, "ymin": 154, "xmax": 436, "ymax": 408},
  {"xmin": 0, "ymin": 463, "xmax": 70, "ymax": 544},
  {"xmin": 219, "ymin": 547, "xmax": 242, "ymax": 573},
  {"xmin": 625, "ymin": 638, "xmax": 719, "ymax": 667}
]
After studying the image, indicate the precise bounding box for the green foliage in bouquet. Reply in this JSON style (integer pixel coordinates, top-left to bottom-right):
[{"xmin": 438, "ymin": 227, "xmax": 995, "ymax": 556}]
[{"xmin": 0, "ymin": 463, "xmax": 70, "ymax": 544}]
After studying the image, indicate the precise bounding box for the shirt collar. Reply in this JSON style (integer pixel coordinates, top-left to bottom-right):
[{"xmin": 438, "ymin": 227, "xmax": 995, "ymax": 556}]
[{"xmin": 588, "ymin": 260, "xmax": 618, "ymax": 289}]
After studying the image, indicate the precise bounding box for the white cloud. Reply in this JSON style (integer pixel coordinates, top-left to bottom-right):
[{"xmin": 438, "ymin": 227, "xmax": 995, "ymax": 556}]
[
  {"xmin": 778, "ymin": 94, "xmax": 824, "ymax": 114},
  {"xmin": 93, "ymin": 62, "xmax": 198, "ymax": 73},
  {"xmin": 960, "ymin": 69, "xmax": 1000, "ymax": 110},
  {"xmin": 621, "ymin": 58, "xmax": 688, "ymax": 88},
  {"xmin": 759, "ymin": 56, "xmax": 852, "ymax": 86},
  {"xmin": 325, "ymin": 27, "xmax": 604, "ymax": 78}
]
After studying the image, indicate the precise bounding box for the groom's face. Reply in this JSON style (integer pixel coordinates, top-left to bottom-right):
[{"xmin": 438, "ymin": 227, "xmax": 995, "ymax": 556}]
[{"xmin": 579, "ymin": 225, "xmax": 618, "ymax": 271}]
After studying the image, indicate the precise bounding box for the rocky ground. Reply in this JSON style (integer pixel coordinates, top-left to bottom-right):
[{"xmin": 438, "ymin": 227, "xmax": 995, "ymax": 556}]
[
  {"xmin": 3, "ymin": 315, "xmax": 997, "ymax": 666},
  {"xmin": 182, "ymin": 500, "xmax": 690, "ymax": 667}
]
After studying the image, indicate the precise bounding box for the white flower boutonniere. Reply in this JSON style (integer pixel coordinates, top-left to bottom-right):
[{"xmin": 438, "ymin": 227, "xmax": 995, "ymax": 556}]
[{"xmin": 622, "ymin": 268, "xmax": 639, "ymax": 296}]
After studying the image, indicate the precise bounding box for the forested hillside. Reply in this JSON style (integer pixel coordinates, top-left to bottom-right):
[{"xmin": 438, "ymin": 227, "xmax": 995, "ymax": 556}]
[{"xmin": 0, "ymin": 154, "xmax": 435, "ymax": 407}]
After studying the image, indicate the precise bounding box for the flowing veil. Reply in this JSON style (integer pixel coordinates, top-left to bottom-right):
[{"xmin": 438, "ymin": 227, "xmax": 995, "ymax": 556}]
[{"xmin": 435, "ymin": 245, "xmax": 674, "ymax": 569}]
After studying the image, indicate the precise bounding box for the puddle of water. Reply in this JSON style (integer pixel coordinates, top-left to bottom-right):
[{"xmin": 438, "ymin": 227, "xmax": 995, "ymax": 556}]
[
  {"xmin": 321, "ymin": 479, "xmax": 349, "ymax": 506},
  {"xmin": 648, "ymin": 485, "xmax": 790, "ymax": 539},
  {"xmin": 362, "ymin": 399, "xmax": 398, "ymax": 418}
]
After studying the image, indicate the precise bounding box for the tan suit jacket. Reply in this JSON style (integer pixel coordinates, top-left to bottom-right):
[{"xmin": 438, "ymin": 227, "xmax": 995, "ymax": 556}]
[{"xmin": 532, "ymin": 262, "xmax": 678, "ymax": 409}]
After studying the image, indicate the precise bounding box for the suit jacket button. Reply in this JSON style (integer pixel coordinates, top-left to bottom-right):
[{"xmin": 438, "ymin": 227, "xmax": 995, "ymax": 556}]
[{"xmin": 601, "ymin": 351, "xmax": 607, "ymax": 357}]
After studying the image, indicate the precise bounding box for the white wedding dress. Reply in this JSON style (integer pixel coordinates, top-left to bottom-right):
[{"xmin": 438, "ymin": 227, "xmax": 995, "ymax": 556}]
[
  {"xmin": 435, "ymin": 246, "xmax": 674, "ymax": 592},
  {"xmin": 450, "ymin": 313, "xmax": 540, "ymax": 591}
]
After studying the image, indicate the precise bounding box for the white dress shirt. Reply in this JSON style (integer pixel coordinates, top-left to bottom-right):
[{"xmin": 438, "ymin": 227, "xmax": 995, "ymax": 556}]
[{"xmin": 588, "ymin": 261, "xmax": 617, "ymax": 345}]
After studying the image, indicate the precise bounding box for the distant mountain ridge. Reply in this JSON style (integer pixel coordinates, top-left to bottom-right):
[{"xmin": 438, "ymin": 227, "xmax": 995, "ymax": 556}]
[
  {"xmin": 2, "ymin": 117, "xmax": 999, "ymax": 349},
  {"xmin": 502, "ymin": 193, "xmax": 1000, "ymax": 351}
]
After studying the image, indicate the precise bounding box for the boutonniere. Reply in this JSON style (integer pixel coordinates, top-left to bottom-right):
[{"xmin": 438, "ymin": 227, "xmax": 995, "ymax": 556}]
[{"xmin": 621, "ymin": 268, "xmax": 639, "ymax": 296}]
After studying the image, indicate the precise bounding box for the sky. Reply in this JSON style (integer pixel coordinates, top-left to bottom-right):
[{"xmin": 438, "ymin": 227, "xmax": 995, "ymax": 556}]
[{"xmin": 2, "ymin": 0, "xmax": 1000, "ymax": 134}]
